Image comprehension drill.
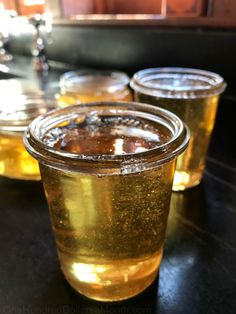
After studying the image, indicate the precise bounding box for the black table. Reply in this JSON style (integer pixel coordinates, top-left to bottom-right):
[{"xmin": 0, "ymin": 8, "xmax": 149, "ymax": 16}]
[{"xmin": 0, "ymin": 97, "xmax": 235, "ymax": 314}]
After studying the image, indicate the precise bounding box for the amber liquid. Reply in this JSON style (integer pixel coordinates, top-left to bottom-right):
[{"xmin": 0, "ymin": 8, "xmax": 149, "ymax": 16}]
[
  {"xmin": 57, "ymin": 88, "xmax": 133, "ymax": 107},
  {"xmin": 40, "ymin": 115, "xmax": 175, "ymax": 301},
  {"xmin": 135, "ymin": 93, "xmax": 219, "ymax": 190},
  {"xmin": 0, "ymin": 132, "xmax": 40, "ymax": 180}
]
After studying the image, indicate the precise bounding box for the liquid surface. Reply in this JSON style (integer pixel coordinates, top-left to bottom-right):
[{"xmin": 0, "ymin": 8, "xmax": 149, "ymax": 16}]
[
  {"xmin": 0, "ymin": 132, "xmax": 40, "ymax": 180},
  {"xmin": 136, "ymin": 93, "xmax": 219, "ymax": 190},
  {"xmin": 43, "ymin": 113, "xmax": 172, "ymax": 155},
  {"xmin": 41, "ymin": 114, "xmax": 175, "ymax": 300}
]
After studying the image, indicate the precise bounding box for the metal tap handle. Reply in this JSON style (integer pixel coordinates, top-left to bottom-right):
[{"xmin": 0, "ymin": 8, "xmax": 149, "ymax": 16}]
[{"xmin": 29, "ymin": 14, "xmax": 49, "ymax": 72}]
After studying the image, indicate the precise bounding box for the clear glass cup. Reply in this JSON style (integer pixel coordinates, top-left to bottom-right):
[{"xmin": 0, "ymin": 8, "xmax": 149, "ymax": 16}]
[
  {"xmin": 0, "ymin": 94, "xmax": 56, "ymax": 180},
  {"xmin": 130, "ymin": 68, "xmax": 226, "ymax": 191},
  {"xmin": 24, "ymin": 101, "xmax": 189, "ymax": 301},
  {"xmin": 57, "ymin": 70, "xmax": 133, "ymax": 106}
]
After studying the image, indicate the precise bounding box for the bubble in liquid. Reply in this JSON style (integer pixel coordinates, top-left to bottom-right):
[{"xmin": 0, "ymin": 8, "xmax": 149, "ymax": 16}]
[{"xmin": 120, "ymin": 158, "xmax": 145, "ymax": 175}]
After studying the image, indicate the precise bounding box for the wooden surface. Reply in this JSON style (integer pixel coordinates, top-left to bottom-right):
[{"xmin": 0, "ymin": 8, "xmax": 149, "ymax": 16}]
[
  {"xmin": 208, "ymin": 0, "xmax": 236, "ymax": 17},
  {"xmin": 52, "ymin": 16, "xmax": 236, "ymax": 28}
]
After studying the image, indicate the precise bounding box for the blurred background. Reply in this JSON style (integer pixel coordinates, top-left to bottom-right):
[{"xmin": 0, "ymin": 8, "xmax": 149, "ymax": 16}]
[
  {"xmin": 0, "ymin": 0, "xmax": 236, "ymax": 18},
  {"xmin": 0, "ymin": 0, "xmax": 236, "ymax": 93}
]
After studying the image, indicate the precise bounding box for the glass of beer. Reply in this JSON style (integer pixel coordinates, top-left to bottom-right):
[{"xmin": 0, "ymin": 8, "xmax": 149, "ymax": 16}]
[
  {"xmin": 0, "ymin": 94, "xmax": 56, "ymax": 180},
  {"xmin": 24, "ymin": 101, "xmax": 189, "ymax": 301},
  {"xmin": 130, "ymin": 68, "xmax": 226, "ymax": 191},
  {"xmin": 57, "ymin": 70, "xmax": 133, "ymax": 106}
]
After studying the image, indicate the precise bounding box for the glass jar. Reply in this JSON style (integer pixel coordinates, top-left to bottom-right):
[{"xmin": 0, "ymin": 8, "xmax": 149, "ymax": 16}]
[
  {"xmin": 130, "ymin": 67, "xmax": 226, "ymax": 191},
  {"xmin": 0, "ymin": 94, "xmax": 56, "ymax": 180},
  {"xmin": 24, "ymin": 101, "xmax": 189, "ymax": 301},
  {"xmin": 57, "ymin": 70, "xmax": 133, "ymax": 106}
]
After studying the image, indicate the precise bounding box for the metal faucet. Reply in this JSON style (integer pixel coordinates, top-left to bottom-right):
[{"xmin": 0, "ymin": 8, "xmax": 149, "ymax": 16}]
[{"xmin": 29, "ymin": 14, "xmax": 50, "ymax": 72}]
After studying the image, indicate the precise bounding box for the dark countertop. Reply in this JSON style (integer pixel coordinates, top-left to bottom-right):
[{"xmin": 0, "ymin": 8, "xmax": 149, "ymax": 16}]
[
  {"xmin": 0, "ymin": 55, "xmax": 74, "ymax": 96},
  {"xmin": 0, "ymin": 58, "xmax": 236, "ymax": 314}
]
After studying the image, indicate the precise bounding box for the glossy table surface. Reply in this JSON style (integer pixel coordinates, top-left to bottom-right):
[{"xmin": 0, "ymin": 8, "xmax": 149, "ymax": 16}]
[{"xmin": 0, "ymin": 96, "xmax": 235, "ymax": 314}]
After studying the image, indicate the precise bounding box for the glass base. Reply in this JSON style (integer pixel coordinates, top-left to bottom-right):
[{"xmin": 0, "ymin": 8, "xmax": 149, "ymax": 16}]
[
  {"xmin": 172, "ymin": 170, "xmax": 202, "ymax": 191},
  {"xmin": 59, "ymin": 249, "xmax": 163, "ymax": 302}
]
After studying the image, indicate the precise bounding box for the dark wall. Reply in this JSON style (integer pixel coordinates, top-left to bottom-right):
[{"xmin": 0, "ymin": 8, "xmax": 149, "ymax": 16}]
[{"xmin": 9, "ymin": 24, "xmax": 236, "ymax": 95}]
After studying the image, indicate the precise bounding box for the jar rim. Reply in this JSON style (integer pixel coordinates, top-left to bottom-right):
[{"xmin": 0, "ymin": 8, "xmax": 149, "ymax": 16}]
[
  {"xmin": 0, "ymin": 94, "xmax": 56, "ymax": 133},
  {"xmin": 60, "ymin": 69, "xmax": 130, "ymax": 93},
  {"xmin": 130, "ymin": 67, "xmax": 226, "ymax": 99},
  {"xmin": 24, "ymin": 101, "xmax": 189, "ymax": 174}
]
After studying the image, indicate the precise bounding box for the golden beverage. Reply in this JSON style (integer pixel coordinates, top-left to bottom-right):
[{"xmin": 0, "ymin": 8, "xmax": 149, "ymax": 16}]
[
  {"xmin": 40, "ymin": 155, "xmax": 173, "ymax": 301},
  {"xmin": 131, "ymin": 68, "xmax": 226, "ymax": 190},
  {"xmin": 40, "ymin": 127, "xmax": 174, "ymax": 301},
  {"xmin": 58, "ymin": 88, "xmax": 132, "ymax": 106},
  {"xmin": 57, "ymin": 70, "xmax": 133, "ymax": 107},
  {"xmin": 24, "ymin": 102, "xmax": 189, "ymax": 301},
  {"xmin": 135, "ymin": 94, "xmax": 219, "ymax": 190},
  {"xmin": 0, "ymin": 131, "xmax": 40, "ymax": 180},
  {"xmin": 0, "ymin": 95, "xmax": 56, "ymax": 180}
]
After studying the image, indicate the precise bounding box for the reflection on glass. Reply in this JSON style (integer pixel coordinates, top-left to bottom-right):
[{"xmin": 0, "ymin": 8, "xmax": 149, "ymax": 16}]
[{"xmin": 167, "ymin": 186, "xmax": 207, "ymax": 236}]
